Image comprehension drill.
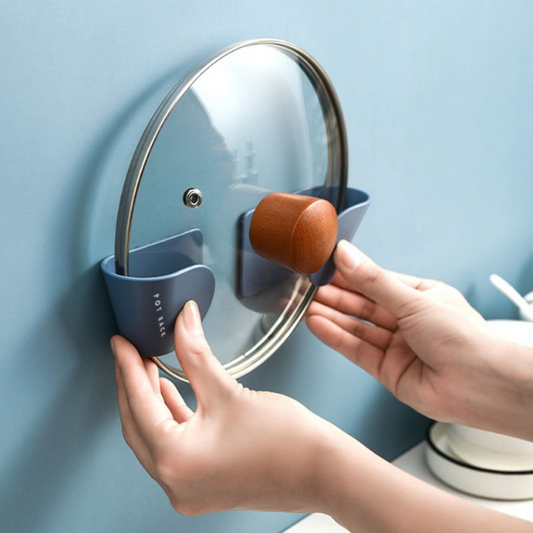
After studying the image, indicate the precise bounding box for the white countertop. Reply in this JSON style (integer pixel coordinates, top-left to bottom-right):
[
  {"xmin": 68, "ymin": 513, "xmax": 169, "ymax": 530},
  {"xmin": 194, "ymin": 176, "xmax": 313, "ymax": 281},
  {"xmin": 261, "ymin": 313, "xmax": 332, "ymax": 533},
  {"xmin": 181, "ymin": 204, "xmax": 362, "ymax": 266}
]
[{"xmin": 284, "ymin": 442, "xmax": 533, "ymax": 532}]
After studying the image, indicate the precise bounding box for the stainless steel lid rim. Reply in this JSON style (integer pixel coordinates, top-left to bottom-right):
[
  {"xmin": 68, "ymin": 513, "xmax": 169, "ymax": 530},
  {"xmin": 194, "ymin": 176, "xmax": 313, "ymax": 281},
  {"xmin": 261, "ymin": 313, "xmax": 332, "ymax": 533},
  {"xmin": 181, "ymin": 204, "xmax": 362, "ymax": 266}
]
[{"xmin": 110, "ymin": 38, "xmax": 350, "ymax": 381}]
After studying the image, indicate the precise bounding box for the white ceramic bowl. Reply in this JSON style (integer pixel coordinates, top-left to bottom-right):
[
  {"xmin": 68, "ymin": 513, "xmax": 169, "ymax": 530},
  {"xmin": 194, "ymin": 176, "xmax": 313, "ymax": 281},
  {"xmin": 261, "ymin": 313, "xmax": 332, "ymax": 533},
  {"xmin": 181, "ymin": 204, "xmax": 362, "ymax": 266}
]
[
  {"xmin": 426, "ymin": 422, "xmax": 533, "ymax": 500},
  {"xmin": 447, "ymin": 424, "xmax": 533, "ymax": 471}
]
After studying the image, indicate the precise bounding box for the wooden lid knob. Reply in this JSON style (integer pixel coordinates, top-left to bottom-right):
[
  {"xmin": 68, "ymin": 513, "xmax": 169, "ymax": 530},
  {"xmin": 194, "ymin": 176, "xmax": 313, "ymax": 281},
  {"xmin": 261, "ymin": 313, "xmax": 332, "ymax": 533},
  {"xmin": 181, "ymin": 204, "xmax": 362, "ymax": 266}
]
[{"xmin": 249, "ymin": 192, "xmax": 338, "ymax": 274}]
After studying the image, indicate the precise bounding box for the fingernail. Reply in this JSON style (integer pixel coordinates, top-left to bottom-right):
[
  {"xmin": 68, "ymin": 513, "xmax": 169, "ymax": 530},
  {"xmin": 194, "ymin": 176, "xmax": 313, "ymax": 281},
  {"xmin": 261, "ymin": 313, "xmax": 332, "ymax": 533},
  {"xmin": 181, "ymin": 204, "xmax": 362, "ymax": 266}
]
[
  {"xmin": 336, "ymin": 240, "xmax": 360, "ymax": 270},
  {"xmin": 182, "ymin": 300, "xmax": 201, "ymax": 333}
]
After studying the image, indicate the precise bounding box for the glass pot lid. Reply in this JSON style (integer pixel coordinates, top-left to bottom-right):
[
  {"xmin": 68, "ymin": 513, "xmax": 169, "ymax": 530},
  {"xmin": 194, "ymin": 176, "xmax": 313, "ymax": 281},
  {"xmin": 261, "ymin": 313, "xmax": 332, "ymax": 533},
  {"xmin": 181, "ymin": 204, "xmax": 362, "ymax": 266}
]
[{"xmin": 114, "ymin": 39, "xmax": 348, "ymax": 380}]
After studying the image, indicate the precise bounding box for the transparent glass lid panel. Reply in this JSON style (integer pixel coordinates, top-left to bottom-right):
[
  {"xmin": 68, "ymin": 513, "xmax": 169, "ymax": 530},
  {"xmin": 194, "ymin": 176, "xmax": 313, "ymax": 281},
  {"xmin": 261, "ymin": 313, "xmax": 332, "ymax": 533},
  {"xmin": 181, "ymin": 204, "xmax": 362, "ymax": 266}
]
[{"xmin": 129, "ymin": 44, "xmax": 332, "ymax": 367}]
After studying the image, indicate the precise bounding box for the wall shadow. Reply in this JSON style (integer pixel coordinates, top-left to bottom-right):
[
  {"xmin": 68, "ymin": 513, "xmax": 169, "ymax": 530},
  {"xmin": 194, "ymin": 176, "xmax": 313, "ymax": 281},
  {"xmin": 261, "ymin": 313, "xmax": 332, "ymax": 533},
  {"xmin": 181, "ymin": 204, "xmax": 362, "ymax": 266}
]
[
  {"xmin": 0, "ymin": 317, "xmax": 116, "ymax": 533},
  {"xmin": 0, "ymin": 62, "xmax": 207, "ymax": 532}
]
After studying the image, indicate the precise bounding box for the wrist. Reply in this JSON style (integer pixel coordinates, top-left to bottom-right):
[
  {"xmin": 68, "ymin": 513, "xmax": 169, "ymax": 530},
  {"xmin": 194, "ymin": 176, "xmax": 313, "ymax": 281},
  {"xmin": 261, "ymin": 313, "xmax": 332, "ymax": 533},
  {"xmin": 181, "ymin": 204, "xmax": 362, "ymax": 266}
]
[
  {"xmin": 486, "ymin": 338, "xmax": 533, "ymax": 440},
  {"xmin": 496, "ymin": 340, "xmax": 533, "ymax": 390},
  {"xmin": 294, "ymin": 419, "xmax": 353, "ymax": 515},
  {"xmin": 311, "ymin": 424, "xmax": 384, "ymax": 523},
  {"xmin": 313, "ymin": 428, "xmax": 431, "ymax": 532},
  {"xmin": 449, "ymin": 330, "xmax": 533, "ymax": 441},
  {"xmin": 319, "ymin": 435, "xmax": 533, "ymax": 533},
  {"xmin": 259, "ymin": 408, "xmax": 357, "ymax": 515}
]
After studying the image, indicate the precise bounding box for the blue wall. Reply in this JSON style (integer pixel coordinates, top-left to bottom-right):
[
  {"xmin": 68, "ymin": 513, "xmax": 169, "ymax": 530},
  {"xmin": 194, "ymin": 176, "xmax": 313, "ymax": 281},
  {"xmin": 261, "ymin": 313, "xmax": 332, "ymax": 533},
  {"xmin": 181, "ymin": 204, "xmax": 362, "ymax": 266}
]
[{"xmin": 2, "ymin": 2, "xmax": 533, "ymax": 532}]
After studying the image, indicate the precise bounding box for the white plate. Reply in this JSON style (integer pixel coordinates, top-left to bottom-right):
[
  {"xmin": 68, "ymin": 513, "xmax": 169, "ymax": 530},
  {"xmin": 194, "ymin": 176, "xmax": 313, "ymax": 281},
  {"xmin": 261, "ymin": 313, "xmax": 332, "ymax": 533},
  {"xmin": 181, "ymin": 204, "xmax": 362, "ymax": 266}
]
[{"xmin": 426, "ymin": 422, "xmax": 533, "ymax": 500}]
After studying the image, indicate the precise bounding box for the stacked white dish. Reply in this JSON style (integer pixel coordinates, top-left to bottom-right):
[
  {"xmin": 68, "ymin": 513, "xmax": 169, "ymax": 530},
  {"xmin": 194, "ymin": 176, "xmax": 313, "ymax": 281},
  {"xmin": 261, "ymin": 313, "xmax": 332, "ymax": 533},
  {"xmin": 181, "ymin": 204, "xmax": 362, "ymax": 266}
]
[{"xmin": 426, "ymin": 320, "xmax": 533, "ymax": 500}]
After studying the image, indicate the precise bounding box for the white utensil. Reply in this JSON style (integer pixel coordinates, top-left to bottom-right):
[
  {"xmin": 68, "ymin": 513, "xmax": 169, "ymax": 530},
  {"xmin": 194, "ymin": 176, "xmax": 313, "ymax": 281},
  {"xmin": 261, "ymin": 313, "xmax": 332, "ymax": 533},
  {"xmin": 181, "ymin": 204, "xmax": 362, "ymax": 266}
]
[{"xmin": 490, "ymin": 274, "xmax": 533, "ymax": 321}]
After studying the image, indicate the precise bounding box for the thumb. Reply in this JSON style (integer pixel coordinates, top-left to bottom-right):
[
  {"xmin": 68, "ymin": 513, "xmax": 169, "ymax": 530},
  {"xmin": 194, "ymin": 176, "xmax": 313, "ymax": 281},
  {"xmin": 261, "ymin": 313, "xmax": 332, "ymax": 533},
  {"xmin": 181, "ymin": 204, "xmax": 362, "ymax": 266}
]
[
  {"xmin": 174, "ymin": 300, "xmax": 235, "ymax": 405},
  {"xmin": 334, "ymin": 240, "xmax": 420, "ymax": 318}
]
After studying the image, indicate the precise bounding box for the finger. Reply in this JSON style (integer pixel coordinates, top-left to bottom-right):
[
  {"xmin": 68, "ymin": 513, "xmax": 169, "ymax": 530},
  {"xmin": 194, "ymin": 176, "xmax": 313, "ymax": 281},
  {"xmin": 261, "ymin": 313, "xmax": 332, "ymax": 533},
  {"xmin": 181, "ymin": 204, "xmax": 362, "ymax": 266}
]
[
  {"xmin": 312, "ymin": 282, "xmax": 397, "ymax": 331},
  {"xmin": 112, "ymin": 335, "xmax": 178, "ymax": 447},
  {"xmin": 115, "ymin": 356, "xmax": 136, "ymax": 438},
  {"xmin": 174, "ymin": 301, "xmax": 235, "ymax": 406},
  {"xmin": 305, "ymin": 314, "xmax": 384, "ymax": 380},
  {"xmin": 144, "ymin": 357, "xmax": 161, "ymax": 395},
  {"xmin": 160, "ymin": 378, "xmax": 194, "ymax": 423},
  {"xmin": 306, "ymin": 300, "xmax": 393, "ymax": 351},
  {"xmin": 334, "ymin": 241, "xmax": 422, "ymax": 318},
  {"xmin": 329, "ymin": 270, "xmax": 361, "ymax": 292},
  {"xmin": 114, "ymin": 354, "xmax": 153, "ymax": 466},
  {"xmin": 332, "ymin": 265, "xmax": 435, "ymax": 294}
]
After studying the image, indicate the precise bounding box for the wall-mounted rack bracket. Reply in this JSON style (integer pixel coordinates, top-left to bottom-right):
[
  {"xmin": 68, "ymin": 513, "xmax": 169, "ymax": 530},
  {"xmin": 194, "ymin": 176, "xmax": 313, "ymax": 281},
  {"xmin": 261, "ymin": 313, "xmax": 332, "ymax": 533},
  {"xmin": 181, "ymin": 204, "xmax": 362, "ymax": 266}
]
[
  {"xmin": 239, "ymin": 188, "xmax": 370, "ymax": 297},
  {"xmin": 101, "ymin": 229, "xmax": 215, "ymax": 357}
]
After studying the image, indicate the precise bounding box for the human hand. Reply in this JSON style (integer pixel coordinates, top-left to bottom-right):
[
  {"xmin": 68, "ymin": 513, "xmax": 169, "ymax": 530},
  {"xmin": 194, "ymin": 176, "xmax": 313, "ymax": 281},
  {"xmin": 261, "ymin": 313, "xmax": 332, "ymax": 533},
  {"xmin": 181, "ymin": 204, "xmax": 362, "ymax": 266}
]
[
  {"xmin": 306, "ymin": 241, "xmax": 533, "ymax": 440},
  {"xmin": 111, "ymin": 292, "xmax": 533, "ymax": 532},
  {"xmin": 112, "ymin": 301, "xmax": 337, "ymax": 515}
]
